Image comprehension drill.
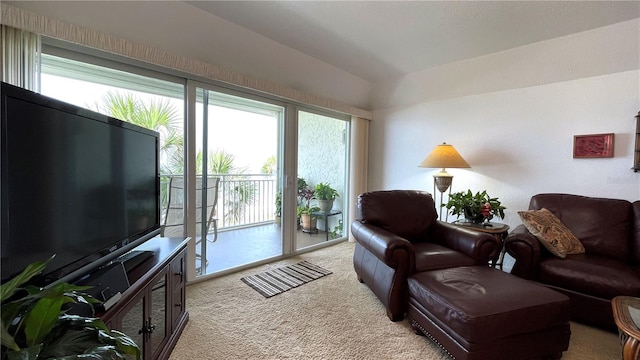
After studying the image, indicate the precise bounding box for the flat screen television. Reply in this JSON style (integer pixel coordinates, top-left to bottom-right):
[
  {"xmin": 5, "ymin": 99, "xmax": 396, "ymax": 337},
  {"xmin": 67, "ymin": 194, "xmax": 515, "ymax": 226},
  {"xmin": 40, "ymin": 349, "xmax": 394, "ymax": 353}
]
[{"xmin": 1, "ymin": 82, "xmax": 161, "ymax": 286}]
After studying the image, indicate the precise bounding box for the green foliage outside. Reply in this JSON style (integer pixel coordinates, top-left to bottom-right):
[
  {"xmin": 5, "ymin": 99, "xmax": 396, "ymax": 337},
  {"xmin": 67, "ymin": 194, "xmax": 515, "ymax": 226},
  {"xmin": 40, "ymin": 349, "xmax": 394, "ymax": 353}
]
[
  {"xmin": 208, "ymin": 149, "xmax": 254, "ymax": 225},
  {"xmin": 274, "ymin": 191, "xmax": 282, "ymax": 217},
  {"xmin": 93, "ymin": 92, "xmax": 183, "ymax": 208},
  {"xmin": 329, "ymin": 219, "xmax": 343, "ymax": 240},
  {"xmin": 261, "ymin": 155, "xmax": 276, "ymax": 174},
  {"xmin": 94, "ymin": 91, "xmax": 183, "ymax": 176},
  {"xmin": 96, "ymin": 92, "xmax": 257, "ymax": 227},
  {"xmin": 296, "ymin": 178, "xmax": 320, "ymax": 217},
  {"xmin": 314, "ymin": 182, "xmax": 339, "ymax": 200}
]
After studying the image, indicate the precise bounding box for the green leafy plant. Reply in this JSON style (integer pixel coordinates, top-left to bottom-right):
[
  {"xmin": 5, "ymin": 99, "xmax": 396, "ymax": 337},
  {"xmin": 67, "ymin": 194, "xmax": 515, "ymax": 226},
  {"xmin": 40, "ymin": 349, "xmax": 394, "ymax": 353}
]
[
  {"xmin": 442, "ymin": 190, "xmax": 506, "ymax": 222},
  {"xmin": 330, "ymin": 219, "xmax": 344, "ymax": 240},
  {"xmin": 295, "ymin": 178, "xmax": 316, "ymax": 215},
  {"xmin": 204, "ymin": 149, "xmax": 256, "ymax": 226},
  {"xmin": 274, "ymin": 190, "xmax": 282, "ymax": 218},
  {"xmin": 297, "ymin": 178, "xmax": 308, "ymax": 196},
  {"xmin": 314, "ymin": 183, "xmax": 339, "ymax": 201},
  {"xmin": 261, "ymin": 155, "xmax": 276, "ymax": 174},
  {"xmin": 1, "ymin": 256, "xmax": 141, "ymax": 360},
  {"xmin": 94, "ymin": 91, "xmax": 183, "ymax": 176},
  {"xmin": 296, "ymin": 187, "xmax": 320, "ymax": 216}
]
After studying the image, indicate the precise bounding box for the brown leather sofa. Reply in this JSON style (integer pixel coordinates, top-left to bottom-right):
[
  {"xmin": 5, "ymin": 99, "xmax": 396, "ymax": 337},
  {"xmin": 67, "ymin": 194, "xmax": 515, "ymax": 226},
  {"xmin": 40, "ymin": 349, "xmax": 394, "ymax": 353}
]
[
  {"xmin": 351, "ymin": 190, "xmax": 500, "ymax": 321},
  {"xmin": 505, "ymin": 193, "xmax": 640, "ymax": 330}
]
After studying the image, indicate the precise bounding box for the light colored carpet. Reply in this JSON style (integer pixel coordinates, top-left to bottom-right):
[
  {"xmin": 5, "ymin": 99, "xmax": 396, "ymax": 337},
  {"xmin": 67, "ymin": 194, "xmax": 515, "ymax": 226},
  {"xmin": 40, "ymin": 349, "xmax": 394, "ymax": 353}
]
[{"xmin": 169, "ymin": 241, "xmax": 620, "ymax": 360}]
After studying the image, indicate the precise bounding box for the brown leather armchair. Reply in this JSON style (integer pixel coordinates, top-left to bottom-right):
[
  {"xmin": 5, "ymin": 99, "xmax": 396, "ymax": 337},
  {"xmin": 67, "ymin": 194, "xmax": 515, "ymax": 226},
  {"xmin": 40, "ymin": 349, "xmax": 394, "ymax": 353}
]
[
  {"xmin": 351, "ymin": 190, "xmax": 500, "ymax": 321},
  {"xmin": 505, "ymin": 193, "xmax": 640, "ymax": 330}
]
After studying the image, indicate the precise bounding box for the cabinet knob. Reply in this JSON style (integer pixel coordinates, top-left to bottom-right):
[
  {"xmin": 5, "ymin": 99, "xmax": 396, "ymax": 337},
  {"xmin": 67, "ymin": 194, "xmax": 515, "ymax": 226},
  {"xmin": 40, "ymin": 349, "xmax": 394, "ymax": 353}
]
[
  {"xmin": 175, "ymin": 302, "xmax": 182, "ymax": 307},
  {"xmin": 140, "ymin": 324, "xmax": 156, "ymax": 334},
  {"xmin": 175, "ymin": 271, "xmax": 183, "ymax": 276},
  {"xmin": 140, "ymin": 316, "xmax": 156, "ymax": 335}
]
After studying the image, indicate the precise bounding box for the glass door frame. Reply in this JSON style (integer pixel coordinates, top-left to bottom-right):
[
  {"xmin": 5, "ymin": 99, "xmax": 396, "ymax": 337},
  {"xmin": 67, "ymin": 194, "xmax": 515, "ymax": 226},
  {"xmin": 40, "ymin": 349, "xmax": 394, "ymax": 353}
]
[
  {"xmin": 295, "ymin": 105, "xmax": 351, "ymax": 247},
  {"xmin": 185, "ymin": 80, "xmax": 291, "ymax": 281}
]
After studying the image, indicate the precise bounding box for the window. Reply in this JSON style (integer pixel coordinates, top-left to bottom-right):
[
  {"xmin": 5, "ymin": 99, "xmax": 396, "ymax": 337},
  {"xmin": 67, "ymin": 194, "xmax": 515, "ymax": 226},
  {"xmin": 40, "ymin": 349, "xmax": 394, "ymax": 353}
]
[{"xmin": 36, "ymin": 42, "xmax": 351, "ymax": 280}]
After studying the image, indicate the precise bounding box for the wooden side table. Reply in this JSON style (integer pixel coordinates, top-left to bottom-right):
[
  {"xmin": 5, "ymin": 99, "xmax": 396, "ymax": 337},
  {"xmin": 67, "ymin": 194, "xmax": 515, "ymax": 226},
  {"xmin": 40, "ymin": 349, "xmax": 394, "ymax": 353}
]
[
  {"xmin": 452, "ymin": 221, "xmax": 509, "ymax": 269},
  {"xmin": 612, "ymin": 296, "xmax": 640, "ymax": 360}
]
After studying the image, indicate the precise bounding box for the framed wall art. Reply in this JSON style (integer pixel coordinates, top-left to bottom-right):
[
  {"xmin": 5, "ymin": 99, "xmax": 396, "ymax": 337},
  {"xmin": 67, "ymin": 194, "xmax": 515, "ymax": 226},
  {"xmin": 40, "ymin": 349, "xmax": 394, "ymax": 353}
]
[{"xmin": 573, "ymin": 133, "xmax": 614, "ymax": 158}]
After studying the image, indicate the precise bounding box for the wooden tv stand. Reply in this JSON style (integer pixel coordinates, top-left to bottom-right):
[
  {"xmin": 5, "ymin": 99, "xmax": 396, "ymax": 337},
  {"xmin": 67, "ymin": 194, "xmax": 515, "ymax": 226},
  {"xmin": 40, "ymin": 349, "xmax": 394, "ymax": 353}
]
[{"xmin": 99, "ymin": 237, "xmax": 189, "ymax": 360}]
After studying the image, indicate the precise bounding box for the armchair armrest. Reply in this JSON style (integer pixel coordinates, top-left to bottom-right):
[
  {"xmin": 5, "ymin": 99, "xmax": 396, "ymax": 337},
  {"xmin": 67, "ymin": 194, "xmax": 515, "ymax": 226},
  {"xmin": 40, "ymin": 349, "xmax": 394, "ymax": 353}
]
[
  {"xmin": 351, "ymin": 221, "xmax": 414, "ymax": 271},
  {"xmin": 504, "ymin": 224, "xmax": 542, "ymax": 279},
  {"xmin": 428, "ymin": 221, "xmax": 500, "ymax": 264}
]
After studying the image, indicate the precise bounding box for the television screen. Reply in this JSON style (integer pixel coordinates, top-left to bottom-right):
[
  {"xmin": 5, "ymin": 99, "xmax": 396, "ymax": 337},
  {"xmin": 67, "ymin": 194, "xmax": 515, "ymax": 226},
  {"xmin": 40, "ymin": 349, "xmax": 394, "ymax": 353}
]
[{"xmin": 1, "ymin": 82, "xmax": 161, "ymax": 285}]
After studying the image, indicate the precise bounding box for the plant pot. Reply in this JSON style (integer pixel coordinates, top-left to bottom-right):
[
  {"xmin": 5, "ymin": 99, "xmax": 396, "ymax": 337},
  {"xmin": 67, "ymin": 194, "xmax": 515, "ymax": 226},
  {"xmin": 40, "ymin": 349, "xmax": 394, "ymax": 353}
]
[
  {"xmin": 464, "ymin": 208, "xmax": 485, "ymax": 224},
  {"xmin": 274, "ymin": 216, "xmax": 281, "ymax": 226},
  {"xmin": 300, "ymin": 214, "xmax": 317, "ymax": 232},
  {"xmin": 317, "ymin": 199, "xmax": 334, "ymax": 212}
]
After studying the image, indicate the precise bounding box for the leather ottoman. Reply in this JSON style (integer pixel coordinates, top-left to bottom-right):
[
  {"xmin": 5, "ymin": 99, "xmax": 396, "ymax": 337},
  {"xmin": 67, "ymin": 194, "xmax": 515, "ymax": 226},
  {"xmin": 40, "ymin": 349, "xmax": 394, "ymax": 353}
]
[{"xmin": 407, "ymin": 266, "xmax": 571, "ymax": 360}]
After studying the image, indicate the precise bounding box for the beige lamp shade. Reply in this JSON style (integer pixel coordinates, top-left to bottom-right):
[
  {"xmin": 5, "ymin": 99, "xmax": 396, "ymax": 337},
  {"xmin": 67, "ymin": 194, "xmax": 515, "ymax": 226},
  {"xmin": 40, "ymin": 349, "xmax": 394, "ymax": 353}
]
[{"xmin": 419, "ymin": 143, "xmax": 470, "ymax": 169}]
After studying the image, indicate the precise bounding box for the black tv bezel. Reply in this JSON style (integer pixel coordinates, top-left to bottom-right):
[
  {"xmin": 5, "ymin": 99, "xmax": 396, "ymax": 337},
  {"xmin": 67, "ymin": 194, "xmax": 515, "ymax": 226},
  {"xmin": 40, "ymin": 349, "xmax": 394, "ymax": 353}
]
[{"xmin": 0, "ymin": 81, "xmax": 162, "ymax": 287}]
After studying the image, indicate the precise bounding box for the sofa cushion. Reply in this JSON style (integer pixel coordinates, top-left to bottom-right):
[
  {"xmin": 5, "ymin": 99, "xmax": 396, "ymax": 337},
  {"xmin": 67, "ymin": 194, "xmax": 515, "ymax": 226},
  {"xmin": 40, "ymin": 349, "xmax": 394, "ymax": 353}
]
[
  {"xmin": 518, "ymin": 208, "xmax": 585, "ymax": 258},
  {"xmin": 538, "ymin": 254, "xmax": 640, "ymax": 299}
]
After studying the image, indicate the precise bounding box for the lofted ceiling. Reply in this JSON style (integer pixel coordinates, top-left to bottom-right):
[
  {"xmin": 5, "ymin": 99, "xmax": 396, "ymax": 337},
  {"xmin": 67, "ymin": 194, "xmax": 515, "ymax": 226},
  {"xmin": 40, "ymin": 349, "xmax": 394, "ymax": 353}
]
[{"xmin": 187, "ymin": 1, "xmax": 640, "ymax": 83}]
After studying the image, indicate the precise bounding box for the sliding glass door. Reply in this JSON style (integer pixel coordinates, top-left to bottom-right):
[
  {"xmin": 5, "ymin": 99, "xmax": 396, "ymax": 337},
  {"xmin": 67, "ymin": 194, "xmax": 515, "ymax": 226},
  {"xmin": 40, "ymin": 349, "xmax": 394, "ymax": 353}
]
[
  {"xmin": 188, "ymin": 94, "xmax": 350, "ymax": 277},
  {"xmin": 296, "ymin": 109, "xmax": 348, "ymax": 250},
  {"xmin": 37, "ymin": 47, "xmax": 351, "ymax": 281},
  {"xmin": 193, "ymin": 84, "xmax": 285, "ymax": 277}
]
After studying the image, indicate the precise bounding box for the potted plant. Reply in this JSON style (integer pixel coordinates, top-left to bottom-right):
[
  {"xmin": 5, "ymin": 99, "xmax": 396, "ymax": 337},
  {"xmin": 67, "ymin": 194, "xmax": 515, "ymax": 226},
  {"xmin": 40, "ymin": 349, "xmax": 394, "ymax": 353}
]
[
  {"xmin": 1, "ymin": 256, "xmax": 141, "ymax": 360},
  {"xmin": 297, "ymin": 186, "xmax": 320, "ymax": 232},
  {"xmin": 297, "ymin": 177, "xmax": 308, "ymax": 197},
  {"xmin": 295, "ymin": 178, "xmax": 309, "ymax": 229},
  {"xmin": 274, "ymin": 190, "xmax": 282, "ymax": 225},
  {"xmin": 314, "ymin": 182, "xmax": 339, "ymax": 212},
  {"xmin": 442, "ymin": 190, "xmax": 506, "ymax": 223}
]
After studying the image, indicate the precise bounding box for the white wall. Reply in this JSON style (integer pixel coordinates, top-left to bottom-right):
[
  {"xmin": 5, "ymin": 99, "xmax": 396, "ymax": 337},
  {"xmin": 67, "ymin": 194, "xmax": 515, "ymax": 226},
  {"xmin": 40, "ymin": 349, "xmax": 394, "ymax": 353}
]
[
  {"xmin": 298, "ymin": 112, "xmax": 347, "ymax": 232},
  {"xmin": 298, "ymin": 113, "xmax": 347, "ymax": 200},
  {"xmin": 369, "ymin": 21, "xmax": 640, "ymax": 229}
]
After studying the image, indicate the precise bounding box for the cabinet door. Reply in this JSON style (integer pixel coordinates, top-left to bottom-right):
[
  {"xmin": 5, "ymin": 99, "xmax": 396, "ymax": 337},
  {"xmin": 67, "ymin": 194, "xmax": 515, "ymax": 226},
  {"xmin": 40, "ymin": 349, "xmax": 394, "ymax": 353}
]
[
  {"xmin": 148, "ymin": 270, "xmax": 168, "ymax": 360},
  {"xmin": 170, "ymin": 251, "xmax": 186, "ymax": 332},
  {"xmin": 118, "ymin": 292, "xmax": 146, "ymax": 359},
  {"xmin": 104, "ymin": 239, "xmax": 188, "ymax": 360}
]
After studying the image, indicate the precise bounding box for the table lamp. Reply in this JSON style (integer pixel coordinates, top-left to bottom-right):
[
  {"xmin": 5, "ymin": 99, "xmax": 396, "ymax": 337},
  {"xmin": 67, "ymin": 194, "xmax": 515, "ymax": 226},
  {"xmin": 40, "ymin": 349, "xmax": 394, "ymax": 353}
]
[{"xmin": 419, "ymin": 142, "xmax": 470, "ymax": 220}]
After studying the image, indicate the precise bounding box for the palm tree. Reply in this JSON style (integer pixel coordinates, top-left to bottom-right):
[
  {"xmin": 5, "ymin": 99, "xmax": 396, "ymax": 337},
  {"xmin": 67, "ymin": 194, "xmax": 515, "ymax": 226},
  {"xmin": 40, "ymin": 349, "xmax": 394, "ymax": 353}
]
[
  {"xmin": 261, "ymin": 155, "xmax": 276, "ymax": 174},
  {"xmin": 96, "ymin": 92, "xmax": 255, "ymax": 227},
  {"xmin": 93, "ymin": 91, "xmax": 184, "ymax": 207},
  {"xmin": 94, "ymin": 91, "xmax": 184, "ymax": 175},
  {"xmin": 207, "ymin": 150, "xmax": 238, "ymax": 175},
  {"xmin": 201, "ymin": 149, "xmax": 255, "ymax": 226}
]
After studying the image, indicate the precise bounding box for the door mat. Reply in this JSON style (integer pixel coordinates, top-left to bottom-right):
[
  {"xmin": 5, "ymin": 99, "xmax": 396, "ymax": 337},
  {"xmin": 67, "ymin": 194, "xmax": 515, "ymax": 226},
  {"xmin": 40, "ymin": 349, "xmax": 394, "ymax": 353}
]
[{"xmin": 240, "ymin": 261, "xmax": 332, "ymax": 298}]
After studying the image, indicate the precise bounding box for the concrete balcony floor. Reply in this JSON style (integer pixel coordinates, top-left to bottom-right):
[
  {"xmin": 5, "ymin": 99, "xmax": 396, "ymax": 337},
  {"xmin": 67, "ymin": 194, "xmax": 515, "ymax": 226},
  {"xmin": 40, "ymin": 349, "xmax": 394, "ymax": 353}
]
[{"xmin": 195, "ymin": 223, "xmax": 340, "ymax": 275}]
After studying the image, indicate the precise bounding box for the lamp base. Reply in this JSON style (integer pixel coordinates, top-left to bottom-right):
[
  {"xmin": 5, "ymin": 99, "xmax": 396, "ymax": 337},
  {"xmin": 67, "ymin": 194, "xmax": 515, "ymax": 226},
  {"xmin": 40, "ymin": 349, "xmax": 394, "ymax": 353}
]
[
  {"xmin": 433, "ymin": 175, "xmax": 453, "ymax": 193},
  {"xmin": 433, "ymin": 170, "xmax": 454, "ymax": 221}
]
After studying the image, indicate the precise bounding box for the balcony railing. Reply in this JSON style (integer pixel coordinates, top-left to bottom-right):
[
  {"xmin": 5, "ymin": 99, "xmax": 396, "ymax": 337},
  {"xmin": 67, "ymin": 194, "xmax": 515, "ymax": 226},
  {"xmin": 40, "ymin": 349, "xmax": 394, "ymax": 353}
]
[{"xmin": 160, "ymin": 174, "xmax": 277, "ymax": 231}]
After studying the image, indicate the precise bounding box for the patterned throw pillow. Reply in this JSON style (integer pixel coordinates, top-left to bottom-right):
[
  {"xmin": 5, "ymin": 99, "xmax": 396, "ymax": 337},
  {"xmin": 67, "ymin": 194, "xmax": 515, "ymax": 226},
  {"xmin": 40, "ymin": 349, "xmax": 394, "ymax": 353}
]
[{"xmin": 517, "ymin": 208, "xmax": 585, "ymax": 258}]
